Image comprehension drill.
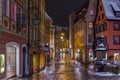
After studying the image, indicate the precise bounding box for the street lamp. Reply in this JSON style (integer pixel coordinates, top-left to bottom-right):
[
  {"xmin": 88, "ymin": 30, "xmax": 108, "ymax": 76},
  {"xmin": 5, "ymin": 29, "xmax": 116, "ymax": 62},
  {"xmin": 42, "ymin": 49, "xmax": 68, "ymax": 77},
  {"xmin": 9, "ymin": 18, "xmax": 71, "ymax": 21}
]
[{"xmin": 77, "ymin": 49, "xmax": 80, "ymax": 61}]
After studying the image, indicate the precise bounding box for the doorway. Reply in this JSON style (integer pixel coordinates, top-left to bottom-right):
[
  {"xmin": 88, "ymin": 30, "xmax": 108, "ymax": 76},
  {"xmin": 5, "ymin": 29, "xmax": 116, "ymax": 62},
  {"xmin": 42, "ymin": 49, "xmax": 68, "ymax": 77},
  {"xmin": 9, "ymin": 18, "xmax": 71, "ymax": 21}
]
[{"xmin": 6, "ymin": 46, "xmax": 16, "ymax": 78}]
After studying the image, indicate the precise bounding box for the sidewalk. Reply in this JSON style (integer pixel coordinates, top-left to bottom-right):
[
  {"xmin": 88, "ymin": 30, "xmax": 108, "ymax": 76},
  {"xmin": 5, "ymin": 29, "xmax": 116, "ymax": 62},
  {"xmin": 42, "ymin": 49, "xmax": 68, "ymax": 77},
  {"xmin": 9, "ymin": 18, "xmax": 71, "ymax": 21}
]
[{"xmin": 88, "ymin": 64, "xmax": 120, "ymax": 80}]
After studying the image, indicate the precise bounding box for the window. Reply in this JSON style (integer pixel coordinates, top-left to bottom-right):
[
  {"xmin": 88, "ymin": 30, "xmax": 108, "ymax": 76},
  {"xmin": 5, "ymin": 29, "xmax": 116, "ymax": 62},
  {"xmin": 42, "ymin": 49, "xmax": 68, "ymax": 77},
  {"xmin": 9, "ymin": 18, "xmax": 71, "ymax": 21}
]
[
  {"xmin": 102, "ymin": 13, "xmax": 104, "ymax": 19},
  {"xmin": 100, "ymin": 5, "xmax": 102, "ymax": 11},
  {"xmin": 11, "ymin": 2, "xmax": 16, "ymax": 21},
  {"xmin": 114, "ymin": 23, "xmax": 120, "ymax": 30},
  {"xmin": 89, "ymin": 9, "xmax": 94, "ymax": 16},
  {"xmin": 17, "ymin": 7, "xmax": 22, "ymax": 25},
  {"xmin": 116, "ymin": 12, "xmax": 120, "ymax": 17},
  {"xmin": 24, "ymin": 13, "xmax": 28, "ymax": 27},
  {"xmin": 113, "ymin": 36, "xmax": 120, "ymax": 45},
  {"xmin": 98, "ymin": 16, "xmax": 100, "ymax": 21},
  {"xmin": 102, "ymin": 23, "xmax": 107, "ymax": 31},
  {"xmin": 88, "ymin": 22, "xmax": 93, "ymax": 28},
  {"xmin": 0, "ymin": 54, "xmax": 5, "ymax": 73},
  {"xmin": 3, "ymin": 0, "xmax": 10, "ymax": 17},
  {"xmin": 88, "ymin": 34, "xmax": 93, "ymax": 43}
]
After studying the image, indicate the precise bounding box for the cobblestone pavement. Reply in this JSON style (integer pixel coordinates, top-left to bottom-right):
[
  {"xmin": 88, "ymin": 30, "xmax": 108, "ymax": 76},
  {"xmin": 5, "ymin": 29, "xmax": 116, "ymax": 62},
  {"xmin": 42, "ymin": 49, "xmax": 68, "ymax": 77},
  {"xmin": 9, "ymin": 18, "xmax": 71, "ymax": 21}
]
[{"xmin": 8, "ymin": 59, "xmax": 120, "ymax": 80}]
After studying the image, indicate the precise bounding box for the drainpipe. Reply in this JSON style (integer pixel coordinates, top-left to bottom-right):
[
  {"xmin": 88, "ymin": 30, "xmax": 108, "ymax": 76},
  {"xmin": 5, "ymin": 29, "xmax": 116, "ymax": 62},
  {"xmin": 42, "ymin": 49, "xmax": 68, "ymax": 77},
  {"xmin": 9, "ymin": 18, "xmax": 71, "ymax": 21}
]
[{"xmin": 28, "ymin": 0, "xmax": 31, "ymax": 76}]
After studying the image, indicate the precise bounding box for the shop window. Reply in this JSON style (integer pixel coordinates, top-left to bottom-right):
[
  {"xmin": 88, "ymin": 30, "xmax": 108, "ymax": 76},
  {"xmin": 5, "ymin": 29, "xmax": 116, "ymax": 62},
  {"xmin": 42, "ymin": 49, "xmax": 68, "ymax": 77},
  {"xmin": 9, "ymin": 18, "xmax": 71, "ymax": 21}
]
[
  {"xmin": 113, "ymin": 36, "xmax": 120, "ymax": 45},
  {"xmin": 0, "ymin": 54, "xmax": 5, "ymax": 73},
  {"xmin": 3, "ymin": 0, "xmax": 10, "ymax": 17},
  {"xmin": 114, "ymin": 23, "xmax": 120, "ymax": 30}
]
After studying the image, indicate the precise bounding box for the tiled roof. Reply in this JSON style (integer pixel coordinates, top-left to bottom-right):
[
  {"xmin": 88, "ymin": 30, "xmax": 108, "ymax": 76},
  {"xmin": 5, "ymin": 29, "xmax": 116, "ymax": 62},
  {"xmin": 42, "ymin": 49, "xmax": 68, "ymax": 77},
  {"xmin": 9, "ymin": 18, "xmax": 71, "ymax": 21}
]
[{"xmin": 102, "ymin": 0, "xmax": 120, "ymax": 20}]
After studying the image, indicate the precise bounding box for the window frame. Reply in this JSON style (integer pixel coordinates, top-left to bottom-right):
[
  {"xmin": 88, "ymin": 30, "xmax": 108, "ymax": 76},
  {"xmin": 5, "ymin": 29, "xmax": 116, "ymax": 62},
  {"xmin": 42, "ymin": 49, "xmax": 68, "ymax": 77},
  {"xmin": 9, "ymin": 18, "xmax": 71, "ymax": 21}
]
[
  {"xmin": 113, "ymin": 36, "xmax": 120, "ymax": 45},
  {"xmin": 113, "ymin": 23, "xmax": 120, "ymax": 31}
]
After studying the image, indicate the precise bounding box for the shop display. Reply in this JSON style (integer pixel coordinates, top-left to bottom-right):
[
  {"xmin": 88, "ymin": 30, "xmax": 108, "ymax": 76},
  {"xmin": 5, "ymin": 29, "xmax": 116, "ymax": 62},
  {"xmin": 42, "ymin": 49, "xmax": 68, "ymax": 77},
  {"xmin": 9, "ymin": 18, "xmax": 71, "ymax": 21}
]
[{"xmin": 0, "ymin": 54, "xmax": 5, "ymax": 73}]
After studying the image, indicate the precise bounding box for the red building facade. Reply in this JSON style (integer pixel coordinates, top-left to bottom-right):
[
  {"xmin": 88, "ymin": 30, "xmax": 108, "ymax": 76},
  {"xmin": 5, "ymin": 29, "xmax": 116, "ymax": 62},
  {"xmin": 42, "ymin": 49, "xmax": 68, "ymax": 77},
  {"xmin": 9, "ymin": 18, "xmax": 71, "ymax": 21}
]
[
  {"xmin": 95, "ymin": 0, "xmax": 120, "ymax": 63},
  {"xmin": 0, "ymin": 0, "xmax": 29, "ymax": 79}
]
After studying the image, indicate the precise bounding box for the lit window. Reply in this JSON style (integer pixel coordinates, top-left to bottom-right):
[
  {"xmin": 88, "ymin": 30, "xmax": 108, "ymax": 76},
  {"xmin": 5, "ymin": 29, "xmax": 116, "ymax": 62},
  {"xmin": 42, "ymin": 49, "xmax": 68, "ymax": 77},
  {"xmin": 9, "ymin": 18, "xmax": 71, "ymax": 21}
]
[
  {"xmin": 88, "ymin": 22, "xmax": 93, "ymax": 28},
  {"xmin": 89, "ymin": 10, "xmax": 94, "ymax": 16}
]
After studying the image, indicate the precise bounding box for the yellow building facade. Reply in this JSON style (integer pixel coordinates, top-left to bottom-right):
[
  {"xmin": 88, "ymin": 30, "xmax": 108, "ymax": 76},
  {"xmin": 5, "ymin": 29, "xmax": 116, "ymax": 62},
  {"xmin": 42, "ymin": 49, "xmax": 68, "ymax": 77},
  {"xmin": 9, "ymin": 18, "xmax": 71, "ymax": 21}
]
[{"xmin": 29, "ymin": 0, "xmax": 46, "ymax": 74}]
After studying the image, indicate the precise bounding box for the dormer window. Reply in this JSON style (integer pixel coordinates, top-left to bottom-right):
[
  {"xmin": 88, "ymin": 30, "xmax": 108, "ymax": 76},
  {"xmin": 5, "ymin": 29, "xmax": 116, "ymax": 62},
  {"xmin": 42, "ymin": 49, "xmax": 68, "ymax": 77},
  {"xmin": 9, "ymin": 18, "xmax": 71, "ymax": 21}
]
[
  {"xmin": 116, "ymin": 12, "xmax": 120, "ymax": 17},
  {"xmin": 110, "ymin": 2, "xmax": 120, "ymax": 17}
]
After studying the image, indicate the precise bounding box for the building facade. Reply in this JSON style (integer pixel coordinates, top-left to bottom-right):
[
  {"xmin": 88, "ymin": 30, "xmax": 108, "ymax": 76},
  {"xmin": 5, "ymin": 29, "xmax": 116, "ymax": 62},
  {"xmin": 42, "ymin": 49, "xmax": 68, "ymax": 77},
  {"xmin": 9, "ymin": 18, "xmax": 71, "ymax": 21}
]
[
  {"xmin": 85, "ymin": 0, "xmax": 98, "ymax": 61},
  {"xmin": 69, "ymin": 0, "xmax": 98, "ymax": 63},
  {"xmin": 29, "ymin": 0, "xmax": 46, "ymax": 74},
  {"xmin": 55, "ymin": 26, "xmax": 69, "ymax": 58},
  {"xmin": 45, "ymin": 12, "xmax": 55, "ymax": 60},
  {"xmin": 69, "ymin": 1, "xmax": 89, "ymax": 63},
  {"xmin": 95, "ymin": 0, "xmax": 120, "ymax": 64},
  {"xmin": 0, "ymin": 0, "xmax": 28, "ymax": 79}
]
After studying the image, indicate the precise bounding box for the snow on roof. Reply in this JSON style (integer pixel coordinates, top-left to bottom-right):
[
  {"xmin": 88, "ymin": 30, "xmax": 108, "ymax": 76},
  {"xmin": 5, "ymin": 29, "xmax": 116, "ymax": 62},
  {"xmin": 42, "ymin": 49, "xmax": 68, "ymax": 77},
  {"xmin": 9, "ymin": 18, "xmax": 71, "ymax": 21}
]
[
  {"xmin": 110, "ymin": 2, "xmax": 120, "ymax": 11},
  {"xmin": 102, "ymin": 0, "xmax": 120, "ymax": 20},
  {"xmin": 45, "ymin": 12, "xmax": 52, "ymax": 19}
]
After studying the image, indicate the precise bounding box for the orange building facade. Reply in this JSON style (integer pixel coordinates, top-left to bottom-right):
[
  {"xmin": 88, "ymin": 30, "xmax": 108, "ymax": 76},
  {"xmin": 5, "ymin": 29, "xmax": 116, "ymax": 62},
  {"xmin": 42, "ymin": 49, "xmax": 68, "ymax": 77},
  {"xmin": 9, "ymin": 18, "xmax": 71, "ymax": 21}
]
[{"xmin": 95, "ymin": 0, "xmax": 120, "ymax": 63}]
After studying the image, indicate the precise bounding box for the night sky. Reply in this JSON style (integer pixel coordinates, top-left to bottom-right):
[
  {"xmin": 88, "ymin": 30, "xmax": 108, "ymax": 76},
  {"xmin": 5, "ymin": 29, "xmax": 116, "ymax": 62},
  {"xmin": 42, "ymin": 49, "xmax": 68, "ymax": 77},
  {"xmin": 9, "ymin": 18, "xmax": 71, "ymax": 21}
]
[{"xmin": 46, "ymin": 0, "xmax": 87, "ymax": 27}]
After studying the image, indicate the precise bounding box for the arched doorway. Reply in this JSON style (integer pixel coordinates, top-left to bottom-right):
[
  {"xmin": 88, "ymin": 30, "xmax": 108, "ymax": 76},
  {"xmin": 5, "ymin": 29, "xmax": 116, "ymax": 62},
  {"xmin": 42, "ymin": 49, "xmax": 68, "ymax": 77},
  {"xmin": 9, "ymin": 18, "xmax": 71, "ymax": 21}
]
[
  {"xmin": 22, "ymin": 44, "xmax": 29, "ymax": 76},
  {"xmin": 22, "ymin": 46, "xmax": 29, "ymax": 76},
  {"xmin": 6, "ymin": 42, "xmax": 20, "ymax": 78}
]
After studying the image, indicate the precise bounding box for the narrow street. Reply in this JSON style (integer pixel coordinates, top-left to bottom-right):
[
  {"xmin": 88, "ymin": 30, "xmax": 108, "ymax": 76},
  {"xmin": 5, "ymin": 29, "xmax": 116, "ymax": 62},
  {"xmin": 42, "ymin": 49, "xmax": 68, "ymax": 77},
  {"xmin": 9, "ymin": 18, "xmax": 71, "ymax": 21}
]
[
  {"xmin": 16, "ymin": 59, "xmax": 90, "ymax": 80},
  {"xmin": 8, "ymin": 58, "xmax": 120, "ymax": 80}
]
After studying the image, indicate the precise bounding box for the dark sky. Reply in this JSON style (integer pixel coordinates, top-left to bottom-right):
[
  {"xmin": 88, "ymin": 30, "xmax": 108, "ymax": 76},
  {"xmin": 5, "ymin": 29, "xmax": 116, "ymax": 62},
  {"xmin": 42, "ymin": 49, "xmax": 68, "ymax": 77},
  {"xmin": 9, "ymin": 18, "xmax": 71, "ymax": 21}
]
[{"xmin": 46, "ymin": 0, "xmax": 87, "ymax": 27}]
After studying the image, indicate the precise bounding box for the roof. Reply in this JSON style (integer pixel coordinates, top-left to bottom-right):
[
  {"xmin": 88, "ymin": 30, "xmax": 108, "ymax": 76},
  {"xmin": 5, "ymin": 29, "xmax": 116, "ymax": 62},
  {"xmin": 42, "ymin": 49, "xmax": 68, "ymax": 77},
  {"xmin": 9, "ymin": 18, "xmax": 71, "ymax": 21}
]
[
  {"xmin": 45, "ymin": 12, "xmax": 52, "ymax": 19},
  {"xmin": 102, "ymin": 0, "xmax": 120, "ymax": 20},
  {"xmin": 72, "ymin": 1, "xmax": 89, "ymax": 24}
]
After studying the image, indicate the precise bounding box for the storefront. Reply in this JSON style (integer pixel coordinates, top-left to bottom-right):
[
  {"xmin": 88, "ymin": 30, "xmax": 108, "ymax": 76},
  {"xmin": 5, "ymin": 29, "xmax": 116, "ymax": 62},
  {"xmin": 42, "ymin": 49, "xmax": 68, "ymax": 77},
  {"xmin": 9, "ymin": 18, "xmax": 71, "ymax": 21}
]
[
  {"xmin": 6, "ymin": 46, "xmax": 16, "ymax": 78},
  {"xmin": 40, "ymin": 53, "xmax": 45, "ymax": 71},
  {"xmin": 114, "ymin": 53, "xmax": 119, "ymax": 64},
  {"xmin": 5, "ymin": 42, "xmax": 20, "ymax": 78},
  {"xmin": 0, "ymin": 54, "xmax": 5, "ymax": 75},
  {"xmin": 33, "ymin": 52, "xmax": 39, "ymax": 73}
]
